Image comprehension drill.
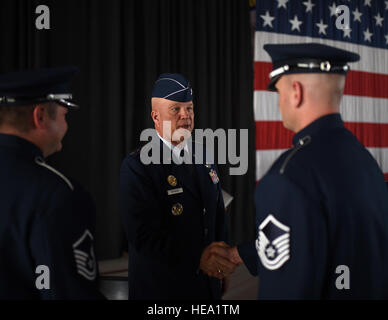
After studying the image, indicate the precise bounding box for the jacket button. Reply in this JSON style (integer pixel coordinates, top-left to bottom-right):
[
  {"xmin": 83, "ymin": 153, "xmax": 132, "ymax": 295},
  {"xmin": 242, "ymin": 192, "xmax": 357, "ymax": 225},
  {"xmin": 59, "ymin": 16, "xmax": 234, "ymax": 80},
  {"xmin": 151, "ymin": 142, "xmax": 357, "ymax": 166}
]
[
  {"xmin": 204, "ymin": 228, "xmax": 208, "ymax": 236},
  {"xmin": 203, "ymin": 208, "xmax": 206, "ymax": 215}
]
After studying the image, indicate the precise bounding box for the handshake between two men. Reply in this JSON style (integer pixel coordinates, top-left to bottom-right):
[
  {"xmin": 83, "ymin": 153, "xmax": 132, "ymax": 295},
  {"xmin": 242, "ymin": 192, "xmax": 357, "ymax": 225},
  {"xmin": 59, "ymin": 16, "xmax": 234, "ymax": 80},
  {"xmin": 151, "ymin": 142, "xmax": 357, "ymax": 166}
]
[{"xmin": 199, "ymin": 242, "xmax": 243, "ymax": 280}]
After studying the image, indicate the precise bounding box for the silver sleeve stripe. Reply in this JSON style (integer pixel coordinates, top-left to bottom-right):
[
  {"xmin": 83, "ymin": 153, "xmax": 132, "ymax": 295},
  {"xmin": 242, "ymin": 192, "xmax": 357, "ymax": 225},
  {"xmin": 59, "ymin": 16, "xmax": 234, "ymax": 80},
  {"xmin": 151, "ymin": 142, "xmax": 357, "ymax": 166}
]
[
  {"xmin": 259, "ymin": 253, "xmax": 290, "ymax": 270},
  {"xmin": 273, "ymin": 233, "xmax": 290, "ymax": 245},
  {"xmin": 73, "ymin": 249, "xmax": 89, "ymax": 258},
  {"xmin": 75, "ymin": 255, "xmax": 88, "ymax": 262},
  {"xmin": 34, "ymin": 157, "xmax": 74, "ymax": 191},
  {"xmin": 278, "ymin": 245, "xmax": 290, "ymax": 254},
  {"xmin": 75, "ymin": 259, "xmax": 87, "ymax": 266},
  {"xmin": 275, "ymin": 239, "xmax": 289, "ymax": 248},
  {"xmin": 76, "ymin": 266, "xmax": 96, "ymax": 281}
]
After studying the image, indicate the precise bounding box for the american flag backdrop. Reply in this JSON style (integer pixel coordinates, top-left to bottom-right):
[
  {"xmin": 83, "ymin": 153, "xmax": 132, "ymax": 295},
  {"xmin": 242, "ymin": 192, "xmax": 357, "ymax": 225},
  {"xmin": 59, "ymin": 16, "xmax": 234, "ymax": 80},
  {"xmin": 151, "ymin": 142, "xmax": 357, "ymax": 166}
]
[{"xmin": 255, "ymin": 0, "xmax": 388, "ymax": 182}]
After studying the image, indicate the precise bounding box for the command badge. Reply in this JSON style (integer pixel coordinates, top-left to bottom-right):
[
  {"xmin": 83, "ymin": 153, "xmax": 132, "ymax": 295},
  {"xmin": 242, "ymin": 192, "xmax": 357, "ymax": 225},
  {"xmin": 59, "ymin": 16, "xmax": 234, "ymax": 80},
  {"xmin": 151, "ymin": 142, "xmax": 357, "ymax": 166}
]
[
  {"xmin": 256, "ymin": 214, "xmax": 290, "ymax": 271},
  {"xmin": 167, "ymin": 175, "xmax": 178, "ymax": 187},
  {"xmin": 171, "ymin": 203, "xmax": 183, "ymax": 216},
  {"xmin": 209, "ymin": 169, "xmax": 219, "ymax": 184}
]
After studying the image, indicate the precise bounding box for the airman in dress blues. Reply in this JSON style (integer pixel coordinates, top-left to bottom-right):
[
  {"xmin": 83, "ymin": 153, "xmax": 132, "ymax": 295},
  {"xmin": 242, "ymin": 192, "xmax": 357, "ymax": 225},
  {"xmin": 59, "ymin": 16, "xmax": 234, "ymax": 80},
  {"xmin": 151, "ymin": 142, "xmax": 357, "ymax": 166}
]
[
  {"xmin": 235, "ymin": 43, "xmax": 388, "ymax": 299},
  {"xmin": 0, "ymin": 67, "xmax": 103, "ymax": 299},
  {"xmin": 119, "ymin": 73, "xmax": 238, "ymax": 300}
]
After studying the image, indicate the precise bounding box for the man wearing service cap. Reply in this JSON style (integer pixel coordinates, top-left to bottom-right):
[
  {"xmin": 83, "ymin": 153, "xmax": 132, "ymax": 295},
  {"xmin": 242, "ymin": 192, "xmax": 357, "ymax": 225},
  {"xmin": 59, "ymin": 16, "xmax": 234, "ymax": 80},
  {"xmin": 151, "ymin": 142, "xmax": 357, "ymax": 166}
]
[
  {"xmin": 120, "ymin": 73, "xmax": 239, "ymax": 299},
  {"xmin": 0, "ymin": 67, "xmax": 103, "ymax": 299},
  {"xmin": 228, "ymin": 43, "xmax": 388, "ymax": 299}
]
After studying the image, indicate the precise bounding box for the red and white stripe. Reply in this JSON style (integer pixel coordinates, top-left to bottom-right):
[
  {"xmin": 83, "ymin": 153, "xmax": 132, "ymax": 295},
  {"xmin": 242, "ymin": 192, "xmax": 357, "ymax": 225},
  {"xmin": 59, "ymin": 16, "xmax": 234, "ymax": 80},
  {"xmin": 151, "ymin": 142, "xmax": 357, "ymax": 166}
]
[{"xmin": 255, "ymin": 31, "xmax": 388, "ymax": 181}]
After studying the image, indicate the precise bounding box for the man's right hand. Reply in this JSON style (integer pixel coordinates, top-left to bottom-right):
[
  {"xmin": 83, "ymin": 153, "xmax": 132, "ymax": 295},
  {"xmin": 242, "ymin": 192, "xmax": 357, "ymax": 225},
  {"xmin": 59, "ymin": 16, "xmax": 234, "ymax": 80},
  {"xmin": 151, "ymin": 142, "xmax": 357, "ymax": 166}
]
[{"xmin": 199, "ymin": 242, "xmax": 242, "ymax": 279}]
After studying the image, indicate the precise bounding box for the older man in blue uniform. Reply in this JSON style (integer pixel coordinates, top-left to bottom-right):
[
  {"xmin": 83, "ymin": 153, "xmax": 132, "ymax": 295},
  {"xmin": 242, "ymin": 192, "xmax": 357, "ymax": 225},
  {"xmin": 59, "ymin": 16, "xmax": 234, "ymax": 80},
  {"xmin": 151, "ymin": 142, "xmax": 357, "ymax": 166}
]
[
  {"xmin": 229, "ymin": 43, "xmax": 388, "ymax": 299},
  {"xmin": 120, "ymin": 73, "xmax": 238, "ymax": 300},
  {"xmin": 0, "ymin": 67, "xmax": 103, "ymax": 299}
]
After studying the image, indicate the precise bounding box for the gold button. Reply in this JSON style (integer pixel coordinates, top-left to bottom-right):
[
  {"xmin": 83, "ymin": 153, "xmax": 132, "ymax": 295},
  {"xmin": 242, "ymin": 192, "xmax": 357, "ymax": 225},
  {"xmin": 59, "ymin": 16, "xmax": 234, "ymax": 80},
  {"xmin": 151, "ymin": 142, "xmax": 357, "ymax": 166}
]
[
  {"xmin": 167, "ymin": 175, "xmax": 178, "ymax": 187},
  {"xmin": 171, "ymin": 203, "xmax": 183, "ymax": 216}
]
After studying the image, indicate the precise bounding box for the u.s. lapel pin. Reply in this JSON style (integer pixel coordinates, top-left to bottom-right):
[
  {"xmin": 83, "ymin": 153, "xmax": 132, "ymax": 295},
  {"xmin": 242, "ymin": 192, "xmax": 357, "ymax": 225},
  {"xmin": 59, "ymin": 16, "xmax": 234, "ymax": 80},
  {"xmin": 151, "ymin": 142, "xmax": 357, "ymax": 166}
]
[{"xmin": 209, "ymin": 169, "xmax": 219, "ymax": 184}]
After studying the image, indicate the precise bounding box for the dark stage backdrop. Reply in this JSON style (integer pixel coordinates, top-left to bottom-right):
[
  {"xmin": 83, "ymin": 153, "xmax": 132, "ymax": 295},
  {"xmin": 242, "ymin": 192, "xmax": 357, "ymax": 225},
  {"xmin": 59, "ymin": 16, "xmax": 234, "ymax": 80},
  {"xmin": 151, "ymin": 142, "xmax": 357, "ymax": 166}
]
[{"xmin": 0, "ymin": 0, "xmax": 255, "ymax": 259}]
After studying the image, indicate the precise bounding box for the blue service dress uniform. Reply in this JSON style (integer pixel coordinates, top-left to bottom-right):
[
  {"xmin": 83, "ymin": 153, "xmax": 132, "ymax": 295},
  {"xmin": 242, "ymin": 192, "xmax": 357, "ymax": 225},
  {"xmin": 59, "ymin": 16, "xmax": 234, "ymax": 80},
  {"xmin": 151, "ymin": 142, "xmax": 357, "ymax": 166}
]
[
  {"xmin": 119, "ymin": 137, "xmax": 226, "ymax": 300},
  {"xmin": 0, "ymin": 134, "xmax": 103, "ymax": 299},
  {"xmin": 239, "ymin": 114, "xmax": 388, "ymax": 299}
]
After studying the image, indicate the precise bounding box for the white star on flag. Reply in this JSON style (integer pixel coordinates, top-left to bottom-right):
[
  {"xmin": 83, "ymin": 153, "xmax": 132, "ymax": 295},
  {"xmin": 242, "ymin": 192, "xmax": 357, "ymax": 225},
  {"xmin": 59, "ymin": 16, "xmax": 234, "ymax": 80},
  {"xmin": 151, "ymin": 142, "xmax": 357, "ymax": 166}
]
[
  {"xmin": 316, "ymin": 19, "xmax": 328, "ymax": 35},
  {"xmin": 329, "ymin": 2, "xmax": 338, "ymax": 17},
  {"xmin": 363, "ymin": 28, "xmax": 373, "ymax": 42},
  {"xmin": 385, "ymin": 0, "xmax": 388, "ymax": 10},
  {"xmin": 289, "ymin": 15, "xmax": 303, "ymax": 32},
  {"xmin": 303, "ymin": 0, "xmax": 315, "ymax": 13},
  {"xmin": 277, "ymin": 0, "xmax": 288, "ymax": 9},
  {"xmin": 364, "ymin": 0, "xmax": 372, "ymax": 7},
  {"xmin": 260, "ymin": 10, "xmax": 275, "ymax": 28},
  {"xmin": 374, "ymin": 13, "xmax": 384, "ymax": 27},
  {"xmin": 353, "ymin": 7, "xmax": 363, "ymax": 22},
  {"xmin": 343, "ymin": 27, "xmax": 352, "ymax": 39}
]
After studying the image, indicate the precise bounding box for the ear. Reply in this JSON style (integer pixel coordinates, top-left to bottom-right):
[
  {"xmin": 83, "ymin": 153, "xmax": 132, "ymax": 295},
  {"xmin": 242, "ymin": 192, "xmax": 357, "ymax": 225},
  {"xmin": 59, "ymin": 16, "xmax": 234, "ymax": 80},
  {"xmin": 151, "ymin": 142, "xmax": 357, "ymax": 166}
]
[
  {"xmin": 32, "ymin": 105, "xmax": 48, "ymax": 130},
  {"xmin": 151, "ymin": 110, "xmax": 160, "ymax": 128},
  {"xmin": 291, "ymin": 81, "xmax": 303, "ymax": 109}
]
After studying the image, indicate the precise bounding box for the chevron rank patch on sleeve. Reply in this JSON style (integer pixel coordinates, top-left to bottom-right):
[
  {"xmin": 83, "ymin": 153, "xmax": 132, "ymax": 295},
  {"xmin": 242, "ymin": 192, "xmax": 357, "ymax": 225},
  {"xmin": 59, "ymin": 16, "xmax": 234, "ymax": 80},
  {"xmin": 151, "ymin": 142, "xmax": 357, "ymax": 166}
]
[
  {"xmin": 256, "ymin": 214, "xmax": 290, "ymax": 271},
  {"xmin": 72, "ymin": 229, "xmax": 97, "ymax": 281}
]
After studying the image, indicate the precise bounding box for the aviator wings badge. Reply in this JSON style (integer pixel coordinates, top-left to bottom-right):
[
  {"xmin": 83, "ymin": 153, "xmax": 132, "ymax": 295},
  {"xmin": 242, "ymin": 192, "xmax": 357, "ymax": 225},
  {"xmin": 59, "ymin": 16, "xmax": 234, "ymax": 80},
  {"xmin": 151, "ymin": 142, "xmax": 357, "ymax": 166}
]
[{"xmin": 255, "ymin": 214, "xmax": 290, "ymax": 271}]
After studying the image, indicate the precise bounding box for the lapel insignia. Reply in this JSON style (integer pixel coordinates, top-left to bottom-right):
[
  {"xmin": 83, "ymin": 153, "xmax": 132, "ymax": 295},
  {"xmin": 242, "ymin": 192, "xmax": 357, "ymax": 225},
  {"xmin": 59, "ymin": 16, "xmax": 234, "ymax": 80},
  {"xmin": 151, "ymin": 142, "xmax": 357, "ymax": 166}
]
[
  {"xmin": 205, "ymin": 164, "xmax": 211, "ymax": 168},
  {"xmin": 171, "ymin": 203, "xmax": 183, "ymax": 216},
  {"xmin": 209, "ymin": 169, "xmax": 219, "ymax": 184},
  {"xmin": 255, "ymin": 214, "xmax": 290, "ymax": 271},
  {"xmin": 167, "ymin": 175, "xmax": 178, "ymax": 187}
]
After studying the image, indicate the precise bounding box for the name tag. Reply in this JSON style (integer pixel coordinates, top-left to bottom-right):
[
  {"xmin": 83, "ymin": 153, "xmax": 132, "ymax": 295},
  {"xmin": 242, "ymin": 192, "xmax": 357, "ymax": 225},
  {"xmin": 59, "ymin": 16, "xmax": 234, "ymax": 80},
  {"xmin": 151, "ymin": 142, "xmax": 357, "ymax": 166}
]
[{"xmin": 167, "ymin": 188, "xmax": 183, "ymax": 196}]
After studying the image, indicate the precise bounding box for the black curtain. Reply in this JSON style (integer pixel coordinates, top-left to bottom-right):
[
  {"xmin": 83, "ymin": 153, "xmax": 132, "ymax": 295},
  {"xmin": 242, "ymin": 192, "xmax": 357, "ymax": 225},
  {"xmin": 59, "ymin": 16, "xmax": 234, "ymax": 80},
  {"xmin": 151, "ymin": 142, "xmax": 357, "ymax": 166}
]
[{"xmin": 0, "ymin": 0, "xmax": 255, "ymax": 259}]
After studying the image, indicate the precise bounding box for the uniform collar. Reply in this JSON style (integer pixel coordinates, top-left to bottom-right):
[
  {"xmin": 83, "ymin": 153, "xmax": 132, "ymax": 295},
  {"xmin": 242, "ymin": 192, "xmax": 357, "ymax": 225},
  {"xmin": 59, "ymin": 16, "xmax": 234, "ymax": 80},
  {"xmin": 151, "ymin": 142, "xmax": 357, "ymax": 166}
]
[
  {"xmin": 292, "ymin": 113, "xmax": 344, "ymax": 146},
  {"xmin": 0, "ymin": 133, "xmax": 43, "ymax": 159},
  {"xmin": 156, "ymin": 131, "xmax": 189, "ymax": 159}
]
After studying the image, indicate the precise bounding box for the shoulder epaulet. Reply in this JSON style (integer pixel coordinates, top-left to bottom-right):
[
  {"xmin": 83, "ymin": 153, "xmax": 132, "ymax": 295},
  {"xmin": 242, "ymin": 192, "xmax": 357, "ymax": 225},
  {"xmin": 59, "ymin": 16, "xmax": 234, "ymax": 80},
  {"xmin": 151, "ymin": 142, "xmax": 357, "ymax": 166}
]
[
  {"xmin": 34, "ymin": 156, "xmax": 74, "ymax": 191},
  {"xmin": 280, "ymin": 135, "xmax": 312, "ymax": 175}
]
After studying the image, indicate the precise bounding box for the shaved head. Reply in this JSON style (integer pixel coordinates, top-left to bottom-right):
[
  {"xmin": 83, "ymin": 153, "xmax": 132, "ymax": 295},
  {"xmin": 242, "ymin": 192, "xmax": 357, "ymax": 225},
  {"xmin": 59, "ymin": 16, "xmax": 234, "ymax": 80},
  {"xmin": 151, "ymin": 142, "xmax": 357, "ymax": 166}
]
[
  {"xmin": 286, "ymin": 73, "xmax": 345, "ymax": 108},
  {"xmin": 275, "ymin": 73, "xmax": 346, "ymax": 132}
]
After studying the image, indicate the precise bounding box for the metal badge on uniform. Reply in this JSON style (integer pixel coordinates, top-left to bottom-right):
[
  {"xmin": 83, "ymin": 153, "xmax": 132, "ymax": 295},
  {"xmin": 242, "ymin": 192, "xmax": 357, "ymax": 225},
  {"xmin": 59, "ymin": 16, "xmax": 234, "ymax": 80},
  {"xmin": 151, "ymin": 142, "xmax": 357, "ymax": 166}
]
[
  {"xmin": 205, "ymin": 163, "xmax": 211, "ymax": 168},
  {"xmin": 209, "ymin": 169, "xmax": 219, "ymax": 184},
  {"xmin": 255, "ymin": 214, "xmax": 290, "ymax": 271},
  {"xmin": 167, "ymin": 187, "xmax": 183, "ymax": 196},
  {"xmin": 167, "ymin": 175, "xmax": 178, "ymax": 187},
  {"xmin": 171, "ymin": 203, "xmax": 183, "ymax": 216},
  {"xmin": 72, "ymin": 229, "xmax": 97, "ymax": 281}
]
